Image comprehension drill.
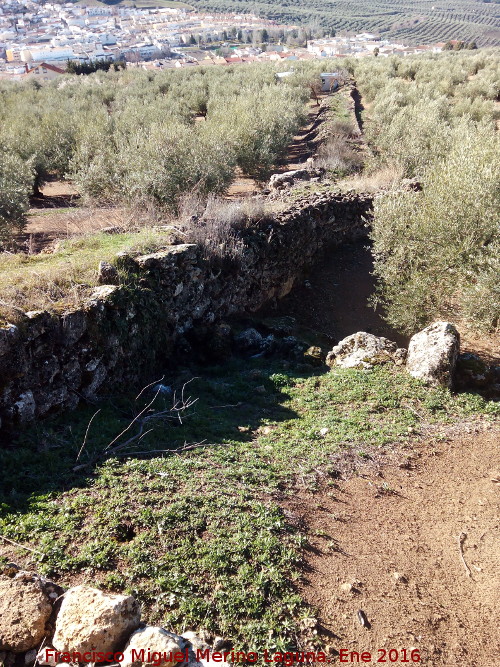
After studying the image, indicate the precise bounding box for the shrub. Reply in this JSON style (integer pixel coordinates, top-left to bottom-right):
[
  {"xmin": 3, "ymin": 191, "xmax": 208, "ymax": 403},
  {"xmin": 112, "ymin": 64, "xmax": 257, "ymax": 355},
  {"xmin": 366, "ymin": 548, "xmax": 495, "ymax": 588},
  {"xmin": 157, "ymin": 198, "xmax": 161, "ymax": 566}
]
[
  {"xmin": 370, "ymin": 121, "xmax": 500, "ymax": 333},
  {"xmin": 185, "ymin": 195, "xmax": 269, "ymax": 269},
  {"xmin": 316, "ymin": 135, "xmax": 363, "ymax": 174},
  {"xmin": 0, "ymin": 152, "xmax": 34, "ymax": 244}
]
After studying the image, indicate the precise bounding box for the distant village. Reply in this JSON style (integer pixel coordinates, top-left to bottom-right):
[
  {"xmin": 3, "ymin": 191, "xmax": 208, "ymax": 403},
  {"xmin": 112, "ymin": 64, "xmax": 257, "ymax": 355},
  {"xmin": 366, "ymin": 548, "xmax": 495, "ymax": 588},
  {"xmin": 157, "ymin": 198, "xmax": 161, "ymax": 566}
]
[{"xmin": 0, "ymin": 0, "xmax": 448, "ymax": 81}]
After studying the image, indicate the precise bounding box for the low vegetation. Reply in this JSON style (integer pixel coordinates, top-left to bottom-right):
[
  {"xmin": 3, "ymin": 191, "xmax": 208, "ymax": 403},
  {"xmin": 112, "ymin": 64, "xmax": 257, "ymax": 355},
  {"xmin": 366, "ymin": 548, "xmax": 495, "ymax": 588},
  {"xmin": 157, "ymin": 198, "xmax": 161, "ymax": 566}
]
[
  {"xmin": 0, "ymin": 61, "xmax": 332, "ymax": 243},
  {"xmin": 1, "ymin": 358, "xmax": 498, "ymax": 650},
  {"xmin": 0, "ymin": 228, "xmax": 176, "ymax": 320},
  {"xmin": 349, "ymin": 50, "xmax": 500, "ymax": 333}
]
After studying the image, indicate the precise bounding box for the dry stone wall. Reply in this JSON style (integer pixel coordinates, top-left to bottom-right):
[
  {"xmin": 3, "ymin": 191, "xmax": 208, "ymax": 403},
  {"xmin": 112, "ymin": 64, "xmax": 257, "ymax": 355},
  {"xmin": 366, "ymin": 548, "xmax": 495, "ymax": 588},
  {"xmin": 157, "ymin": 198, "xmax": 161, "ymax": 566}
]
[{"xmin": 0, "ymin": 192, "xmax": 372, "ymax": 428}]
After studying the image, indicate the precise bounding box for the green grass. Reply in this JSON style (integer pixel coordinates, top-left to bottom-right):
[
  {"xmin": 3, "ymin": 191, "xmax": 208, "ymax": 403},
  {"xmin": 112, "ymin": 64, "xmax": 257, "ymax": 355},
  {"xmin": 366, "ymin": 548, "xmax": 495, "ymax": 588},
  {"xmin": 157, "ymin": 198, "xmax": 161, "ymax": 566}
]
[
  {"xmin": 0, "ymin": 227, "xmax": 174, "ymax": 322},
  {"xmin": 27, "ymin": 208, "xmax": 76, "ymax": 217},
  {"xmin": 1, "ymin": 359, "xmax": 497, "ymax": 652}
]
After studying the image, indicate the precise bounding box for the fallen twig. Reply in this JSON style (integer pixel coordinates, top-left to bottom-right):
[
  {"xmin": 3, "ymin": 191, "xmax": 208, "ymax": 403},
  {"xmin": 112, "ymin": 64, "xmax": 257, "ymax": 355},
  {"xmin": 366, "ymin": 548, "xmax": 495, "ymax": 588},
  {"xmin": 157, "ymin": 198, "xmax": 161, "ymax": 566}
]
[
  {"xmin": 72, "ymin": 378, "xmax": 199, "ymax": 470},
  {"xmin": 458, "ymin": 531, "xmax": 472, "ymax": 578},
  {"xmin": 76, "ymin": 409, "xmax": 101, "ymax": 462},
  {"xmin": 135, "ymin": 376, "xmax": 165, "ymax": 401},
  {"xmin": 0, "ymin": 534, "xmax": 44, "ymax": 556},
  {"xmin": 114, "ymin": 441, "xmax": 230, "ymax": 458},
  {"xmin": 210, "ymin": 402, "xmax": 242, "ymax": 409}
]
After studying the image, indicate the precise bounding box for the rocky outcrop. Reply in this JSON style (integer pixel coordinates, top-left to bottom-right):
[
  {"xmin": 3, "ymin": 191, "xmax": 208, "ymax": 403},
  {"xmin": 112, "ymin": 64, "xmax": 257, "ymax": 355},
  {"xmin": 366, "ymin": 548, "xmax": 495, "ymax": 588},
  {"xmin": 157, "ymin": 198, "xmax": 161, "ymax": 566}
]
[
  {"xmin": 326, "ymin": 332, "xmax": 406, "ymax": 369},
  {"xmin": 52, "ymin": 585, "xmax": 141, "ymax": 654},
  {"xmin": 0, "ymin": 573, "xmax": 53, "ymax": 652},
  {"xmin": 268, "ymin": 169, "xmax": 324, "ymax": 191},
  {"xmin": 98, "ymin": 260, "xmax": 119, "ymax": 285},
  {"xmin": 406, "ymin": 322, "xmax": 460, "ymax": 388},
  {"xmin": 0, "ymin": 191, "xmax": 372, "ymax": 428}
]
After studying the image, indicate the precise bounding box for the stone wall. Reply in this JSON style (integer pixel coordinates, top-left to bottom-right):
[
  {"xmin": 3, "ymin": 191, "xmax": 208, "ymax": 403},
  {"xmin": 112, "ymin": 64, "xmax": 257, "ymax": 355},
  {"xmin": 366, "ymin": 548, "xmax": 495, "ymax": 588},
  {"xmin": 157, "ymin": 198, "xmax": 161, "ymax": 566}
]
[{"xmin": 0, "ymin": 192, "xmax": 372, "ymax": 427}]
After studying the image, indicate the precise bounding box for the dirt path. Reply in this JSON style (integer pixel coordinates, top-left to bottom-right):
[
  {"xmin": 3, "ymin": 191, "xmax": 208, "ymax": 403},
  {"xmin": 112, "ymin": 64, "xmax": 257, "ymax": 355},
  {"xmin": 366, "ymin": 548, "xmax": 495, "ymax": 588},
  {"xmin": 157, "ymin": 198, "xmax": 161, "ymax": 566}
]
[
  {"xmin": 287, "ymin": 422, "xmax": 499, "ymax": 665},
  {"xmin": 226, "ymin": 95, "xmax": 328, "ymax": 198}
]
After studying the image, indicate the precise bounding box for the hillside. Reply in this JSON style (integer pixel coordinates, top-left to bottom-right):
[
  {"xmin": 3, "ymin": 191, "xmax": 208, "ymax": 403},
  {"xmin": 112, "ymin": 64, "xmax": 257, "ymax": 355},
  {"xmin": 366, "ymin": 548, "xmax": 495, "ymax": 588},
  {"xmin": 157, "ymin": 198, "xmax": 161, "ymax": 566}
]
[
  {"xmin": 90, "ymin": 0, "xmax": 500, "ymax": 46},
  {"xmin": 0, "ymin": 50, "xmax": 499, "ymax": 667}
]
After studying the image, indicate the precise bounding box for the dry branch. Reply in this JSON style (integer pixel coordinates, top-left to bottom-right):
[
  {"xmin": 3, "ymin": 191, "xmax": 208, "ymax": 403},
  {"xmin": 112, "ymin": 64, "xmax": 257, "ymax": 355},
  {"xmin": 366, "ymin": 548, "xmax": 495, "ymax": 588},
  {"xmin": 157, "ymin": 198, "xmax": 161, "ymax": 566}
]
[
  {"xmin": 0, "ymin": 534, "xmax": 44, "ymax": 556},
  {"xmin": 458, "ymin": 531, "xmax": 472, "ymax": 578}
]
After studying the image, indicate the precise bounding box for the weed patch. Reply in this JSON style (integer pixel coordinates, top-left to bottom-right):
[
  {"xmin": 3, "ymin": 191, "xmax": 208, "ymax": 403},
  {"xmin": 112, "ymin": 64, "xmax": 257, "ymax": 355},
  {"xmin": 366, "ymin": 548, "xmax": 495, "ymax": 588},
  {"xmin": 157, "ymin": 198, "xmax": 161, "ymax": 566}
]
[{"xmin": 0, "ymin": 361, "xmax": 497, "ymax": 651}]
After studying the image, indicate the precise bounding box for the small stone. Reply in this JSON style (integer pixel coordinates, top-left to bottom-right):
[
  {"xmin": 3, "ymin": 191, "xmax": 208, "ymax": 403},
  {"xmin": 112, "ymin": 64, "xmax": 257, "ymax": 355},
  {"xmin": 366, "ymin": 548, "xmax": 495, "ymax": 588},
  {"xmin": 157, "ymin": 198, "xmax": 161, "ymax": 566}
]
[
  {"xmin": 24, "ymin": 649, "xmax": 37, "ymax": 665},
  {"xmin": 319, "ymin": 427, "xmax": 329, "ymax": 437},
  {"xmin": 0, "ymin": 563, "xmax": 19, "ymax": 578},
  {"xmin": 357, "ymin": 609, "xmax": 370, "ymax": 629},
  {"xmin": 36, "ymin": 646, "xmax": 58, "ymax": 666},
  {"xmin": 212, "ymin": 637, "xmax": 231, "ymax": 651},
  {"xmin": 393, "ymin": 572, "xmax": 408, "ymax": 584},
  {"xmin": 97, "ymin": 261, "xmax": 119, "ymax": 285},
  {"xmin": 304, "ymin": 346, "xmax": 324, "ymax": 367},
  {"xmin": 182, "ymin": 632, "xmax": 210, "ymax": 653},
  {"xmin": 234, "ymin": 328, "xmax": 263, "ymax": 353},
  {"xmin": 340, "ymin": 582, "xmax": 354, "ymax": 593}
]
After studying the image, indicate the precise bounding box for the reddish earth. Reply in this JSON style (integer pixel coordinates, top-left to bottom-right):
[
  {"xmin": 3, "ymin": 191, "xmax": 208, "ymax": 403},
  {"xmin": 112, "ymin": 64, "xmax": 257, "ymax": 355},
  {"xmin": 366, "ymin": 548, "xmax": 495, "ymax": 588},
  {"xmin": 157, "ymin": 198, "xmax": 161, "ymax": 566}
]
[{"xmin": 285, "ymin": 420, "xmax": 500, "ymax": 666}]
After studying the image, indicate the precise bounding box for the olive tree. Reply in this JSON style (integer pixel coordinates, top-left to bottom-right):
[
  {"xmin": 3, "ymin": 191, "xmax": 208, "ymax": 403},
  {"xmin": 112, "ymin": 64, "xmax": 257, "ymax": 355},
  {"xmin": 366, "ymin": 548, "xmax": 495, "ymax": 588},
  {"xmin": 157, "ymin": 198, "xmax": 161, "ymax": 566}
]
[
  {"xmin": 0, "ymin": 152, "xmax": 34, "ymax": 243},
  {"xmin": 370, "ymin": 121, "xmax": 500, "ymax": 333}
]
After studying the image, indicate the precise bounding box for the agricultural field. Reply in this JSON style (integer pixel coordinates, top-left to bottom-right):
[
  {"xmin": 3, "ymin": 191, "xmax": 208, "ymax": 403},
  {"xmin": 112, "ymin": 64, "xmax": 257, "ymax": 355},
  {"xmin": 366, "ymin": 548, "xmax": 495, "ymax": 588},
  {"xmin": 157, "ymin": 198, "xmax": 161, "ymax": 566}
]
[{"xmin": 185, "ymin": 0, "xmax": 500, "ymax": 46}]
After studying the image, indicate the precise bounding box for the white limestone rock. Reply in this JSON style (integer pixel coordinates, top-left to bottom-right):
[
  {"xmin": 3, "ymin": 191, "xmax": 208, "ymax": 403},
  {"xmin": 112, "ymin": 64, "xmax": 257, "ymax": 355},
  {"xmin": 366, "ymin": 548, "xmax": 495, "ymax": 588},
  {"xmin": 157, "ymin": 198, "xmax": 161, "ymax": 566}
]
[
  {"xmin": 326, "ymin": 332, "xmax": 404, "ymax": 369},
  {"xmin": 52, "ymin": 586, "xmax": 140, "ymax": 654},
  {"xmin": 406, "ymin": 322, "xmax": 460, "ymax": 388},
  {"xmin": 121, "ymin": 626, "xmax": 184, "ymax": 667}
]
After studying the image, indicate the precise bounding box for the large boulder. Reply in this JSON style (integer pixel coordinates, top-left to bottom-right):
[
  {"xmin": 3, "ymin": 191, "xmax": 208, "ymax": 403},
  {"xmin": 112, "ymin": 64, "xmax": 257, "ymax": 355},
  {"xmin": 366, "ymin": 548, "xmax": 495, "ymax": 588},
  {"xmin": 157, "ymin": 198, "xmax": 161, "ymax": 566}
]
[
  {"xmin": 52, "ymin": 586, "xmax": 140, "ymax": 654},
  {"xmin": 0, "ymin": 573, "xmax": 53, "ymax": 652},
  {"xmin": 122, "ymin": 627, "xmax": 184, "ymax": 667},
  {"xmin": 406, "ymin": 322, "xmax": 460, "ymax": 388},
  {"xmin": 326, "ymin": 332, "xmax": 406, "ymax": 369}
]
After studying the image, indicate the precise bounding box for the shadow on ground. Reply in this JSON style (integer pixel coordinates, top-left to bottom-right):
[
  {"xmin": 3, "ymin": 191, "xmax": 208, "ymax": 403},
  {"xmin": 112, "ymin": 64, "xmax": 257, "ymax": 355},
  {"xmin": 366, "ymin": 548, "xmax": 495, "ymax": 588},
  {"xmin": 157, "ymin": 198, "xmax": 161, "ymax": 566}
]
[{"xmin": 0, "ymin": 357, "xmax": 324, "ymax": 516}]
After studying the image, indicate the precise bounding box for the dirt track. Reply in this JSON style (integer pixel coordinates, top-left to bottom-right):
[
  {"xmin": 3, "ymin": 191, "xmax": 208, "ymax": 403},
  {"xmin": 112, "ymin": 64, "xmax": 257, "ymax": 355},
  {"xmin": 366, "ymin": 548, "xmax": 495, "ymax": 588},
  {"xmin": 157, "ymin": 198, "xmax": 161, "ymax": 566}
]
[{"xmin": 286, "ymin": 422, "xmax": 499, "ymax": 665}]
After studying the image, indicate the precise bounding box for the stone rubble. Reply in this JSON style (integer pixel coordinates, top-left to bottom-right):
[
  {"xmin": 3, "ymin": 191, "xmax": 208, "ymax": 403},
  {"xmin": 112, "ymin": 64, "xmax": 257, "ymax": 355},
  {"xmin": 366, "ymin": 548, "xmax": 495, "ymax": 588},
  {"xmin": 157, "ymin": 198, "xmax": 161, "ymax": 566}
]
[{"xmin": 0, "ymin": 572, "xmax": 233, "ymax": 667}]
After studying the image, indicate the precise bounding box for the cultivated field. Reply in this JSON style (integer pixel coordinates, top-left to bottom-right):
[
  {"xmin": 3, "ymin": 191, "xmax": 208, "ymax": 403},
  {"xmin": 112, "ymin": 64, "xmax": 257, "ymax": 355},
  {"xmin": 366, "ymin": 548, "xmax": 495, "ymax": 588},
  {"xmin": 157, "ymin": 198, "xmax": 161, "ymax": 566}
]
[{"xmin": 187, "ymin": 0, "xmax": 500, "ymax": 46}]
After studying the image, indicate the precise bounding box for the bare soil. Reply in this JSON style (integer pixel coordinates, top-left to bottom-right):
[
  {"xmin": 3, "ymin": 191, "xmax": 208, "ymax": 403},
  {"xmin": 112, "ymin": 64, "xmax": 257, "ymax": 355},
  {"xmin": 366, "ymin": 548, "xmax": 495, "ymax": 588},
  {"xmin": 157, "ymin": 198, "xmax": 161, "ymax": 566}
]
[
  {"xmin": 285, "ymin": 420, "xmax": 500, "ymax": 665},
  {"xmin": 17, "ymin": 180, "xmax": 129, "ymax": 252}
]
